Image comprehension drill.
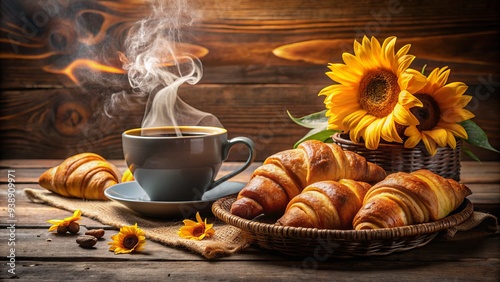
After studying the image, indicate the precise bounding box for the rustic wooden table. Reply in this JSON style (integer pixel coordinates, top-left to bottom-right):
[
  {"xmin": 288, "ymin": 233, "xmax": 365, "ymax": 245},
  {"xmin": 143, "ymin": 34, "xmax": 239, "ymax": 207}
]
[{"xmin": 1, "ymin": 159, "xmax": 499, "ymax": 281}]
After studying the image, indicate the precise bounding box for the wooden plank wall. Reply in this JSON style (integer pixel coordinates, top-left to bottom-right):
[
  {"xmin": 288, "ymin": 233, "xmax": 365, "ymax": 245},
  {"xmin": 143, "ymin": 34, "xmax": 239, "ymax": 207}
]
[{"xmin": 1, "ymin": 0, "xmax": 499, "ymax": 161}]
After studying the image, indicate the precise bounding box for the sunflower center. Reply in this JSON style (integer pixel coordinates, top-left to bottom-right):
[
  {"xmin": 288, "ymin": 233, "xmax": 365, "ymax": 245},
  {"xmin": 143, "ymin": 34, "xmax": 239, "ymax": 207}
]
[
  {"xmin": 410, "ymin": 94, "xmax": 441, "ymax": 131},
  {"xmin": 192, "ymin": 225, "xmax": 205, "ymax": 237},
  {"xmin": 359, "ymin": 68, "xmax": 400, "ymax": 118},
  {"xmin": 123, "ymin": 234, "xmax": 139, "ymax": 249}
]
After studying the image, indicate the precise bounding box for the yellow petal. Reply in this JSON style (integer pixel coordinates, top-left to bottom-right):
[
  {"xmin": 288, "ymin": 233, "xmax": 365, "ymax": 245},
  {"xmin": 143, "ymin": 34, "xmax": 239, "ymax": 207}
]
[
  {"xmin": 393, "ymin": 103, "xmax": 420, "ymax": 126},
  {"xmin": 435, "ymin": 83, "xmax": 468, "ymax": 105},
  {"xmin": 425, "ymin": 129, "xmax": 448, "ymax": 147},
  {"xmin": 398, "ymin": 89, "xmax": 423, "ymax": 108},
  {"xmin": 364, "ymin": 119, "xmax": 384, "ymax": 149},
  {"xmin": 195, "ymin": 212, "xmax": 203, "ymax": 224},
  {"xmin": 446, "ymin": 131, "xmax": 457, "ymax": 148},
  {"xmin": 342, "ymin": 109, "xmax": 367, "ymax": 130},
  {"xmin": 421, "ymin": 134, "xmax": 439, "ymax": 156},
  {"xmin": 350, "ymin": 114, "xmax": 376, "ymax": 141},
  {"xmin": 401, "ymin": 69, "xmax": 427, "ymax": 93},
  {"xmin": 438, "ymin": 122, "xmax": 468, "ymax": 139},
  {"xmin": 442, "ymin": 108, "xmax": 475, "ymax": 123},
  {"xmin": 396, "ymin": 43, "xmax": 411, "ymax": 58},
  {"xmin": 182, "ymin": 219, "xmax": 198, "ymax": 226},
  {"xmin": 380, "ymin": 114, "xmax": 402, "ymax": 143},
  {"xmin": 404, "ymin": 126, "xmax": 422, "ymax": 149},
  {"xmin": 397, "ymin": 54, "xmax": 415, "ymax": 74},
  {"xmin": 73, "ymin": 210, "xmax": 82, "ymax": 218},
  {"xmin": 47, "ymin": 219, "xmax": 64, "ymax": 225},
  {"xmin": 456, "ymin": 95, "xmax": 473, "ymax": 109},
  {"xmin": 381, "ymin": 36, "xmax": 397, "ymax": 69},
  {"xmin": 326, "ymin": 64, "xmax": 360, "ymax": 84},
  {"xmin": 341, "ymin": 53, "xmax": 364, "ymax": 75}
]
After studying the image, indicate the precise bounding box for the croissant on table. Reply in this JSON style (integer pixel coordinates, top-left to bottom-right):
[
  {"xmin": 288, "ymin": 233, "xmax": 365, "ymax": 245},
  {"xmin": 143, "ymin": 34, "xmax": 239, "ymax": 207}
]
[
  {"xmin": 38, "ymin": 153, "xmax": 121, "ymax": 200},
  {"xmin": 230, "ymin": 140, "xmax": 387, "ymax": 219},
  {"xmin": 352, "ymin": 169, "xmax": 472, "ymax": 230},
  {"xmin": 277, "ymin": 179, "xmax": 371, "ymax": 229}
]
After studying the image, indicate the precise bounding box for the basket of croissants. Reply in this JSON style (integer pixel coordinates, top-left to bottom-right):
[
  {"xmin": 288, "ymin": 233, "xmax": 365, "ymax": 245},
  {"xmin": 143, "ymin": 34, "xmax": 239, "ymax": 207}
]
[{"xmin": 212, "ymin": 140, "xmax": 474, "ymax": 257}]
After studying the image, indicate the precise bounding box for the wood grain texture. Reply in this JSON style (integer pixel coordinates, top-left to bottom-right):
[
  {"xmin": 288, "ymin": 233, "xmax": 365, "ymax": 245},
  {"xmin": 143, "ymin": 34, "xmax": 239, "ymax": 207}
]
[
  {"xmin": 1, "ymin": 84, "xmax": 498, "ymax": 161},
  {"xmin": 0, "ymin": 0, "xmax": 499, "ymax": 161},
  {"xmin": 0, "ymin": 85, "xmax": 321, "ymax": 160},
  {"xmin": 0, "ymin": 159, "xmax": 499, "ymax": 280}
]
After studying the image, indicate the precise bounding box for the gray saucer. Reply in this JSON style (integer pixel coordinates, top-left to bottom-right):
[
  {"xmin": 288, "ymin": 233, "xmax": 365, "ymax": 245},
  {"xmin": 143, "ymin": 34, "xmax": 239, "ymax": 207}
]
[{"xmin": 104, "ymin": 181, "xmax": 245, "ymax": 218}]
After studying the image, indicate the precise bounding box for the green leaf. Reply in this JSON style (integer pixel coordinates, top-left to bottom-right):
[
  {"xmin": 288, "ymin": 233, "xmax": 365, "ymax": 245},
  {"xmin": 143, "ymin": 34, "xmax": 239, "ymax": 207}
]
[
  {"xmin": 293, "ymin": 127, "xmax": 338, "ymax": 148},
  {"xmin": 461, "ymin": 120, "xmax": 499, "ymax": 153},
  {"xmin": 287, "ymin": 110, "xmax": 328, "ymax": 129},
  {"xmin": 461, "ymin": 147, "xmax": 482, "ymax": 163}
]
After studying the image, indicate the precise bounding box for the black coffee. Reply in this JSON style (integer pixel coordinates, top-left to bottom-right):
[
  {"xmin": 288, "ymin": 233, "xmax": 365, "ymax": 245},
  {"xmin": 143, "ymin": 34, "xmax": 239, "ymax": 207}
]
[{"xmin": 143, "ymin": 132, "xmax": 208, "ymax": 137}]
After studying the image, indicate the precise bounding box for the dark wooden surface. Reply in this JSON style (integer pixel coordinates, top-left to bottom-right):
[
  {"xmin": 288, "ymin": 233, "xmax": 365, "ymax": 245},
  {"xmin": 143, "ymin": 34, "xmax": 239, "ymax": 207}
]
[
  {"xmin": 0, "ymin": 159, "xmax": 499, "ymax": 281},
  {"xmin": 1, "ymin": 0, "xmax": 499, "ymax": 161}
]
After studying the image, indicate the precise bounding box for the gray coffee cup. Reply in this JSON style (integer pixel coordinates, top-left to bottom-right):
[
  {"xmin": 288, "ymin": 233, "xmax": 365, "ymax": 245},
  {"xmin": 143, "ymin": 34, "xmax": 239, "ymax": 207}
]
[{"xmin": 122, "ymin": 126, "xmax": 255, "ymax": 202}]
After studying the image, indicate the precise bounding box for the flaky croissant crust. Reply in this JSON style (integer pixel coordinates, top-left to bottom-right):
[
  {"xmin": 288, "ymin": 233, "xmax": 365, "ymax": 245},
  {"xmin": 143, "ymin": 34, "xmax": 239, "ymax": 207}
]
[
  {"xmin": 277, "ymin": 179, "xmax": 372, "ymax": 229},
  {"xmin": 38, "ymin": 153, "xmax": 121, "ymax": 200},
  {"xmin": 230, "ymin": 140, "xmax": 386, "ymax": 219},
  {"xmin": 353, "ymin": 169, "xmax": 472, "ymax": 230}
]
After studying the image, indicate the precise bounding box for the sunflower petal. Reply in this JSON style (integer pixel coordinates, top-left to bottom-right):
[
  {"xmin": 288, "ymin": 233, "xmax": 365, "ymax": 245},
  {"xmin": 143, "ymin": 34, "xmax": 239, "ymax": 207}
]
[
  {"xmin": 342, "ymin": 53, "xmax": 364, "ymax": 75},
  {"xmin": 438, "ymin": 122, "xmax": 468, "ymax": 139},
  {"xmin": 326, "ymin": 64, "xmax": 360, "ymax": 84},
  {"xmin": 380, "ymin": 114, "xmax": 403, "ymax": 143},
  {"xmin": 396, "ymin": 43, "xmax": 411, "ymax": 58},
  {"xmin": 404, "ymin": 69, "xmax": 427, "ymax": 93},
  {"xmin": 342, "ymin": 109, "xmax": 368, "ymax": 130},
  {"xmin": 393, "ymin": 103, "xmax": 420, "ymax": 126},
  {"xmin": 398, "ymin": 90, "xmax": 423, "ymax": 108},
  {"xmin": 421, "ymin": 133, "xmax": 439, "ymax": 156},
  {"xmin": 446, "ymin": 131, "xmax": 457, "ymax": 148},
  {"xmin": 195, "ymin": 212, "xmax": 203, "ymax": 223},
  {"xmin": 363, "ymin": 119, "xmax": 384, "ymax": 149},
  {"xmin": 442, "ymin": 108, "xmax": 476, "ymax": 123},
  {"xmin": 404, "ymin": 126, "xmax": 422, "ymax": 148},
  {"xmin": 424, "ymin": 128, "xmax": 448, "ymax": 147}
]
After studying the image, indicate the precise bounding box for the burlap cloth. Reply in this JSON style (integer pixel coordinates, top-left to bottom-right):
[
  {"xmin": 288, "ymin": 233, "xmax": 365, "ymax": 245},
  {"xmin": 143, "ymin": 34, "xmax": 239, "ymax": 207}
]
[
  {"xmin": 24, "ymin": 188, "xmax": 251, "ymax": 259},
  {"xmin": 24, "ymin": 188, "xmax": 499, "ymax": 259}
]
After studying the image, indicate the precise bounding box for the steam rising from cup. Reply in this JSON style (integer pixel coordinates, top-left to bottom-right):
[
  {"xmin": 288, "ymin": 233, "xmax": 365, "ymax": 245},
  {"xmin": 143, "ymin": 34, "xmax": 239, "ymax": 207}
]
[{"xmin": 119, "ymin": 0, "xmax": 221, "ymax": 133}]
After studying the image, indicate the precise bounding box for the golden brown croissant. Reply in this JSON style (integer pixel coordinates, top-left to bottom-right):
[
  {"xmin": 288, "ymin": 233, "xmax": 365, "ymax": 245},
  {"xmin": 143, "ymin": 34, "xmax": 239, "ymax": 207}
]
[
  {"xmin": 277, "ymin": 179, "xmax": 372, "ymax": 229},
  {"xmin": 230, "ymin": 140, "xmax": 386, "ymax": 219},
  {"xmin": 38, "ymin": 153, "xmax": 121, "ymax": 200},
  {"xmin": 352, "ymin": 169, "xmax": 472, "ymax": 230}
]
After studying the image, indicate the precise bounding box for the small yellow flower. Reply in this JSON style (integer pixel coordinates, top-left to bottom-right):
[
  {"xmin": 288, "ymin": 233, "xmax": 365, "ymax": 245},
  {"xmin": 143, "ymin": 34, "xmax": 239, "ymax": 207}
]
[
  {"xmin": 47, "ymin": 209, "xmax": 81, "ymax": 232},
  {"xmin": 121, "ymin": 168, "xmax": 135, "ymax": 182},
  {"xmin": 108, "ymin": 223, "xmax": 146, "ymax": 254},
  {"xmin": 178, "ymin": 212, "xmax": 215, "ymax": 240}
]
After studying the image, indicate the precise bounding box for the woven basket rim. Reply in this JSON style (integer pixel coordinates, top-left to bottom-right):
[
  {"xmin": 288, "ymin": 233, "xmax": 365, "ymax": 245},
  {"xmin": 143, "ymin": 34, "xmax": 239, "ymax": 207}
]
[
  {"xmin": 212, "ymin": 195, "xmax": 473, "ymax": 241},
  {"xmin": 331, "ymin": 132, "xmax": 462, "ymax": 150}
]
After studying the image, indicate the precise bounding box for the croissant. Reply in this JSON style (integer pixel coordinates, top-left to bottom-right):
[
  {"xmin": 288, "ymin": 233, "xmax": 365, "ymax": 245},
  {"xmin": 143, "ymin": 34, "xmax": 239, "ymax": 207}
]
[
  {"xmin": 230, "ymin": 140, "xmax": 386, "ymax": 219},
  {"xmin": 352, "ymin": 169, "xmax": 472, "ymax": 230},
  {"xmin": 277, "ymin": 179, "xmax": 372, "ymax": 229},
  {"xmin": 38, "ymin": 153, "xmax": 121, "ymax": 200}
]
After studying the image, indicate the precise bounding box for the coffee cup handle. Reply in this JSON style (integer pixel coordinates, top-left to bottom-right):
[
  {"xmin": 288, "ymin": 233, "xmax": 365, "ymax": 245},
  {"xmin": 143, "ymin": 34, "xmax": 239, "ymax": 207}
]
[{"xmin": 211, "ymin": 137, "xmax": 256, "ymax": 188}]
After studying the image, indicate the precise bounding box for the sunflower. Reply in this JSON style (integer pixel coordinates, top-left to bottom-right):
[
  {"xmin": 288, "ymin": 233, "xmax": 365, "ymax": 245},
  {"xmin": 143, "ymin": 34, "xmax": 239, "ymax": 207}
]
[
  {"xmin": 47, "ymin": 209, "xmax": 81, "ymax": 232},
  {"xmin": 403, "ymin": 67, "xmax": 475, "ymax": 155},
  {"xmin": 108, "ymin": 223, "xmax": 146, "ymax": 254},
  {"xmin": 178, "ymin": 212, "xmax": 215, "ymax": 240},
  {"xmin": 320, "ymin": 36, "xmax": 427, "ymax": 149}
]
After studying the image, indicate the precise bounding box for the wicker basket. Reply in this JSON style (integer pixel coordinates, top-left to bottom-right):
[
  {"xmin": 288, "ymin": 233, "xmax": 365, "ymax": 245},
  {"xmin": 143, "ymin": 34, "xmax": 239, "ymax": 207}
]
[
  {"xmin": 332, "ymin": 133, "xmax": 462, "ymax": 181},
  {"xmin": 212, "ymin": 195, "xmax": 473, "ymax": 258}
]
